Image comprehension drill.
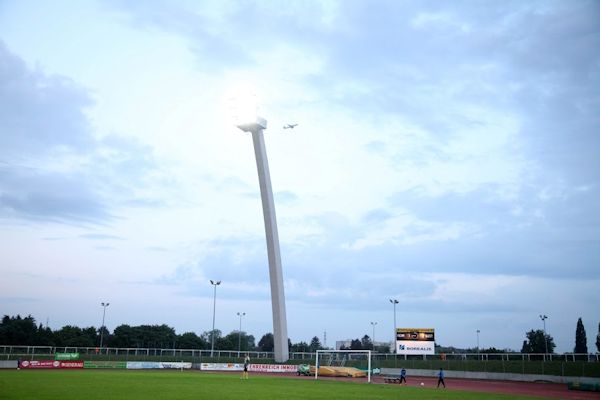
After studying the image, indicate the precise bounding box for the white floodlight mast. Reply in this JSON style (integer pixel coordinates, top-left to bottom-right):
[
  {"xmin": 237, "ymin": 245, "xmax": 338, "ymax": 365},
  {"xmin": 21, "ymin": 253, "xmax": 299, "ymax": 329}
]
[{"xmin": 237, "ymin": 117, "xmax": 289, "ymax": 363}]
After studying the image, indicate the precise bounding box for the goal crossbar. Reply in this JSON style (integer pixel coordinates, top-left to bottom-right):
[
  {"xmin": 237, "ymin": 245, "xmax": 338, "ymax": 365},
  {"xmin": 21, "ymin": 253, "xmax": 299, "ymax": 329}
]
[{"xmin": 315, "ymin": 349, "xmax": 371, "ymax": 383}]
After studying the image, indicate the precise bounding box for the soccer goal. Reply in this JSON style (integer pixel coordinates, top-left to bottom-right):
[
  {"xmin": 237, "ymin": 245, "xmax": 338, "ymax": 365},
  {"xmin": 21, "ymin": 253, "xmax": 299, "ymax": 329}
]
[{"xmin": 315, "ymin": 349, "xmax": 372, "ymax": 383}]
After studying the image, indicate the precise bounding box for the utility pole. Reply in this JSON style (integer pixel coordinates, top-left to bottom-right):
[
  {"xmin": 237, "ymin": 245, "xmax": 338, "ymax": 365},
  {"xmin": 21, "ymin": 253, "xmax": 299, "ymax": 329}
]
[
  {"xmin": 100, "ymin": 302, "xmax": 110, "ymax": 348},
  {"xmin": 210, "ymin": 280, "xmax": 221, "ymax": 357},
  {"xmin": 539, "ymin": 314, "xmax": 549, "ymax": 356}
]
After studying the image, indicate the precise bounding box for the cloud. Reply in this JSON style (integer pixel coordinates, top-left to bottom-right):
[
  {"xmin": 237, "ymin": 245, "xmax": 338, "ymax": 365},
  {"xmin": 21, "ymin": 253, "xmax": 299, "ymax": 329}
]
[
  {"xmin": 0, "ymin": 41, "xmax": 94, "ymax": 157},
  {"xmin": 1, "ymin": 1, "xmax": 598, "ymax": 351},
  {"xmin": 275, "ymin": 190, "xmax": 298, "ymax": 204},
  {"xmin": 0, "ymin": 165, "xmax": 111, "ymax": 224},
  {"xmin": 0, "ymin": 41, "xmax": 161, "ymax": 225},
  {"xmin": 0, "ymin": 296, "xmax": 40, "ymax": 304},
  {"xmin": 79, "ymin": 233, "xmax": 125, "ymax": 240}
]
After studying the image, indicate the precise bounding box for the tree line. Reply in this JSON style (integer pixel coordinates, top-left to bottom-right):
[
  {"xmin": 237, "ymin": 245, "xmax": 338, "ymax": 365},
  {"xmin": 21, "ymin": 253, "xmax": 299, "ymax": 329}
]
[
  {"xmin": 0, "ymin": 315, "xmax": 326, "ymax": 352},
  {"xmin": 338, "ymin": 335, "xmax": 391, "ymax": 353},
  {"xmin": 2, "ymin": 314, "xmax": 598, "ymax": 353},
  {"xmin": 519, "ymin": 318, "xmax": 598, "ymax": 354}
]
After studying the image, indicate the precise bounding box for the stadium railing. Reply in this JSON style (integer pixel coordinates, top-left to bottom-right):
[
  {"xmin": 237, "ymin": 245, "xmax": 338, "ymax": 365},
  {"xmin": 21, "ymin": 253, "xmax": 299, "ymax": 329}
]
[{"xmin": 0, "ymin": 346, "xmax": 598, "ymax": 377}]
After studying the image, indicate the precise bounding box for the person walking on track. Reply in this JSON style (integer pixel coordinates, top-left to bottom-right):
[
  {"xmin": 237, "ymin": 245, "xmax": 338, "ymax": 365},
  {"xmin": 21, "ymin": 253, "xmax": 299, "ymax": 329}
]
[
  {"xmin": 399, "ymin": 367, "xmax": 407, "ymax": 384},
  {"xmin": 437, "ymin": 368, "xmax": 446, "ymax": 388}
]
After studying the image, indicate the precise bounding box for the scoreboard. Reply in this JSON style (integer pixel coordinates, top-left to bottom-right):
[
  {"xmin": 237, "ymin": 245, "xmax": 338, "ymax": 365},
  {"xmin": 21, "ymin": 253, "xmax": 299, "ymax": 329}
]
[{"xmin": 396, "ymin": 328, "xmax": 435, "ymax": 355}]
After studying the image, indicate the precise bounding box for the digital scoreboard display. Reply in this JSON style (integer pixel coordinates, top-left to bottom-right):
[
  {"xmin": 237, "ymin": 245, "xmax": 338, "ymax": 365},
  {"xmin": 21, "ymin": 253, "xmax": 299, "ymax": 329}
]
[{"xmin": 396, "ymin": 328, "xmax": 435, "ymax": 355}]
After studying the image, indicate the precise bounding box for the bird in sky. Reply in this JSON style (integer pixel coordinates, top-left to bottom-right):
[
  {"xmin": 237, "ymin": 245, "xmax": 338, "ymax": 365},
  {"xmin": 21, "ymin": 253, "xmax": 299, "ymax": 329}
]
[{"xmin": 283, "ymin": 123, "xmax": 298, "ymax": 129}]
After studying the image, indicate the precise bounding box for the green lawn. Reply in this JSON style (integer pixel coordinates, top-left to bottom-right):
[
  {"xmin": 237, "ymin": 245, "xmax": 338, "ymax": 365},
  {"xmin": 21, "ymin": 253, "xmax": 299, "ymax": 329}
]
[{"xmin": 0, "ymin": 370, "xmax": 539, "ymax": 400}]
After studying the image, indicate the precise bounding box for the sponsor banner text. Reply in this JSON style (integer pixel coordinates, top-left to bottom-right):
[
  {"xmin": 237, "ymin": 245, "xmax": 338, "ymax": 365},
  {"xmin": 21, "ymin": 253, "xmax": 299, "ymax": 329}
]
[{"xmin": 19, "ymin": 360, "xmax": 60, "ymax": 369}]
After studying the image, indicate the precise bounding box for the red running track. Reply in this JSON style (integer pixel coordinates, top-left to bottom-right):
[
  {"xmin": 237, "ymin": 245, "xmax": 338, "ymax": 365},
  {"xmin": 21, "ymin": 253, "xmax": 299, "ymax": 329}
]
[
  {"xmin": 370, "ymin": 375, "xmax": 600, "ymax": 399},
  {"xmin": 204, "ymin": 371, "xmax": 600, "ymax": 399}
]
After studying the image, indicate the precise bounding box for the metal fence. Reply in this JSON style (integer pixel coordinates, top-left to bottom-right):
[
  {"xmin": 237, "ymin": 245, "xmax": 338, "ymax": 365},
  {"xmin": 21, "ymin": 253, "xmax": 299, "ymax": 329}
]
[
  {"xmin": 0, "ymin": 345, "xmax": 314, "ymax": 363},
  {"xmin": 1, "ymin": 346, "xmax": 598, "ymax": 377},
  {"xmin": 1, "ymin": 345, "xmax": 598, "ymax": 363}
]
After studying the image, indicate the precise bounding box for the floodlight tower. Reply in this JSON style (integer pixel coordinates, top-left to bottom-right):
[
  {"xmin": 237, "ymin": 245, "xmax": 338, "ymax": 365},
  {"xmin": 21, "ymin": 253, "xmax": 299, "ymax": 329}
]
[
  {"xmin": 210, "ymin": 280, "xmax": 221, "ymax": 357},
  {"xmin": 237, "ymin": 312, "xmax": 246, "ymax": 356},
  {"xmin": 236, "ymin": 116, "xmax": 289, "ymax": 363},
  {"xmin": 370, "ymin": 322, "xmax": 377, "ymax": 350},
  {"xmin": 539, "ymin": 314, "xmax": 549, "ymax": 356},
  {"xmin": 99, "ymin": 302, "xmax": 109, "ymax": 348}
]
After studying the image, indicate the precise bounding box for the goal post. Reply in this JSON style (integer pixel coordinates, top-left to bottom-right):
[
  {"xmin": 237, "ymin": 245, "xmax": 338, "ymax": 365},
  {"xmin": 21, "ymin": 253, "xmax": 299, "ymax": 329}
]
[{"xmin": 315, "ymin": 349, "xmax": 372, "ymax": 383}]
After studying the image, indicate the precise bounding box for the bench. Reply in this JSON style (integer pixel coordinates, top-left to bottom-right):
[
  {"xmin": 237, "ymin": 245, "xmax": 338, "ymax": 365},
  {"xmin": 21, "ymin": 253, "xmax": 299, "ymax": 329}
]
[{"xmin": 383, "ymin": 376, "xmax": 403, "ymax": 384}]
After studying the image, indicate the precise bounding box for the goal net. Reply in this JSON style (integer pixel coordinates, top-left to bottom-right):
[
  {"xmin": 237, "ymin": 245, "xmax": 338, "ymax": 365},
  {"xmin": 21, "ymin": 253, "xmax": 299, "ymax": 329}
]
[{"xmin": 315, "ymin": 350, "xmax": 372, "ymax": 383}]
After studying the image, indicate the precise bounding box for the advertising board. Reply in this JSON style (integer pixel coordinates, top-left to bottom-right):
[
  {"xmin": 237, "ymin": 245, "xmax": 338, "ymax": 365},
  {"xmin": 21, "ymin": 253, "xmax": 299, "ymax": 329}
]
[
  {"xmin": 249, "ymin": 364, "xmax": 297, "ymax": 373},
  {"xmin": 396, "ymin": 328, "xmax": 435, "ymax": 355},
  {"xmin": 160, "ymin": 362, "xmax": 192, "ymax": 369},
  {"xmin": 19, "ymin": 360, "xmax": 60, "ymax": 369},
  {"xmin": 127, "ymin": 361, "xmax": 162, "ymax": 369},
  {"xmin": 55, "ymin": 353, "xmax": 79, "ymax": 360},
  {"xmin": 200, "ymin": 363, "xmax": 243, "ymax": 371},
  {"xmin": 59, "ymin": 361, "xmax": 84, "ymax": 369},
  {"xmin": 126, "ymin": 362, "xmax": 192, "ymax": 369},
  {"xmin": 200, "ymin": 363, "xmax": 298, "ymax": 373},
  {"xmin": 83, "ymin": 361, "xmax": 127, "ymax": 369}
]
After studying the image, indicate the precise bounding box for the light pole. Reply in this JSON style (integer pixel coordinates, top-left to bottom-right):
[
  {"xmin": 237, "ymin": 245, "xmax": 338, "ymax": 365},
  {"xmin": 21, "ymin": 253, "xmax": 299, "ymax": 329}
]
[
  {"xmin": 370, "ymin": 322, "xmax": 377, "ymax": 351},
  {"xmin": 539, "ymin": 314, "xmax": 549, "ymax": 356},
  {"xmin": 100, "ymin": 302, "xmax": 109, "ymax": 348},
  {"xmin": 237, "ymin": 312, "xmax": 246, "ymax": 356},
  {"xmin": 389, "ymin": 299, "xmax": 398, "ymax": 353},
  {"xmin": 236, "ymin": 116, "xmax": 289, "ymax": 362},
  {"xmin": 476, "ymin": 329, "xmax": 480, "ymax": 359},
  {"xmin": 210, "ymin": 280, "xmax": 221, "ymax": 357}
]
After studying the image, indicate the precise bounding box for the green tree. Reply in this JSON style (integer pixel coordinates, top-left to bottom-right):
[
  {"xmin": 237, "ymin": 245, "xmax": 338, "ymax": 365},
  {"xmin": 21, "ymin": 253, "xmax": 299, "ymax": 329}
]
[
  {"xmin": 309, "ymin": 336, "xmax": 323, "ymax": 352},
  {"xmin": 220, "ymin": 331, "xmax": 253, "ymax": 352},
  {"xmin": 111, "ymin": 324, "xmax": 137, "ymax": 347},
  {"xmin": 202, "ymin": 329, "xmax": 221, "ymax": 349},
  {"xmin": 291, "ymin": 341, "xmax": 309, "ymax": 352},
  {"xmin": 216, "ymin": 331, "xmax": 236, "ymax": 350},
  {"xmin": 0, "ymin": 315, "xmax": 39, "ymax": 345},
  {"xmin": 596, "ymin": 322, "xmax": 600, "ymax": 353},
  {"xmin": 481, "ymin": 347, "xmax": 505, "ymax": 353},
  {"xmin": 574, "ymin": 318, "xmax": 588, "ymax": 353},
  {"xmin": 374, "ymin": 344, "xmax": 390, "ymax": 353},
  {"xmin": 361, "ymin": 335, "xmax": 373, "ymax": 350},
  {"xmin": 146, "ymin": 324, "xmax": 176, "ymax": 348},
  {"xmin": 110, "ymin": 324, "xmax": 176, "ymax": 348},
  {"xmin": 36, "ymin": 324, "xmax": 55, "ymax": 346},
  {"xmin": 522, "ymin": 329, "xmax": 555, "ymax": 353},
  {"xmin": 247, "ymin": 334, "xmax": 256, "ymax": 350},
  {"xmin": 350, "ymin": 339, "xmax": 362, "ymax": 350},
  {"xmin": 54, "ymin": 325, "xmax": 96, "ymax": 347},
  {"xmin": 98, "ymin": 326, "xmax": 110, "ymax": 346},
  {"xmin": 258, "ymin": 333, "xmax": 274, "ymax": 351},
  {"xmin": 177, "ymin": 332, "xmax": 206, "ymax": 349}
]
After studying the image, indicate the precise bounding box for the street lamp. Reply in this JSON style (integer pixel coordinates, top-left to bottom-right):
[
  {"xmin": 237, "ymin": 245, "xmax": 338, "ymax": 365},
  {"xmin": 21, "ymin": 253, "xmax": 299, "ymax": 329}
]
[
  {"xmin": 237, "ymin": 312, "xmax": 246, "ymax": 356},
  {"xmin": 476, "ymin": 329, "xmax": 480, "ymax": 359},
  {"xmin": 236, "ymin": 114, "xmax": 289, "ymax": 363},
  {"xmin": 100, "ymin": 302, "xmax": 110, "ymax": 348},
  {"xmin": 210, "ymin": 280, "xmax": 221, "ymax": 357},
  {"xmin": 370, "ymin": 322, "xmax": 377, "ymax": 351},
  {"xmin": 389, "ymin": 299, "xmax": 399, "ymax": 353},
  {"xmin": 539, "ymin": 314, "xmax": 549, "ymax": 356}
]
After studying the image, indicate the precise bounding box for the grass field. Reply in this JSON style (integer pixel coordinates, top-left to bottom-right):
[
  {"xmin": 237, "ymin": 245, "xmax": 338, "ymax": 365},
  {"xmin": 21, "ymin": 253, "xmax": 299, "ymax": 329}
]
[{"xmin": 0, "ymin": 370, "xmax": 540, "ymax": 400}]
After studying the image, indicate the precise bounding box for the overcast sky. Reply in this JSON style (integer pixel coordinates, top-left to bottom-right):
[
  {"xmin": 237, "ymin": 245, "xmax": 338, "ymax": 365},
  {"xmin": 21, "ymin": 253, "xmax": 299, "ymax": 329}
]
[{"xmin": 1, "ymin": 0, "xmax": 599, "ymax": 353}]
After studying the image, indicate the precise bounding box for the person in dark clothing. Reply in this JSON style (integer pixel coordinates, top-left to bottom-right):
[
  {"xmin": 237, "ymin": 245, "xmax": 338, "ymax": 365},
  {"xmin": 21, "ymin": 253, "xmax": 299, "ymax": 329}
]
[
  {"xmin": 399, "ymin": 367, "xmax": 407, "ymax": 384},
  {"xmin": 241, "ymin": 354, "xmax": 250, "ymax": 379},
  {"xmin": 437, "ymin": 368, "xmax": 446, "ymax": 388}
]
